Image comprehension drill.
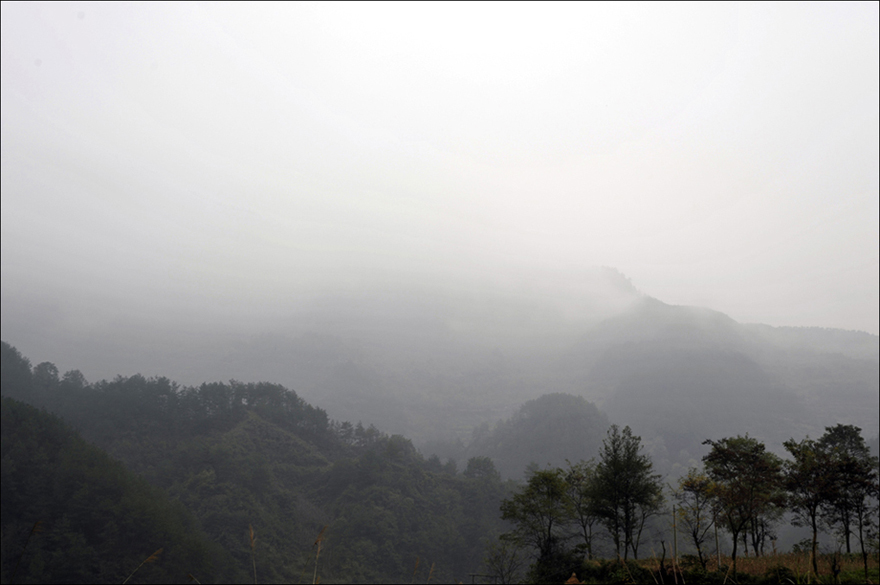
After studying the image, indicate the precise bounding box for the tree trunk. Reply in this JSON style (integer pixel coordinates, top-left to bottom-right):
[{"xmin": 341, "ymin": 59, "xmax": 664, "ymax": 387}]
[
  {"xmin": 730, "ymin": 529, "xmax": 739, "ymax": 578},
  {"xmin": 811, "ymin": 523, "xmax": 819, "ymax": 580},
  {"xmin": 858, "ymin": 512, "xmax": 868, "ymax": 583}
]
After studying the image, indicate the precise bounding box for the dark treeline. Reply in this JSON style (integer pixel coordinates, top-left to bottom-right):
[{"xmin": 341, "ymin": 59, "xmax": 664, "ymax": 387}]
[
  {"xmin": 496, "ymin": 425, "xmax": 879, "ymax": 584},
  {"xmin": 2, "ymin": 346, "xmax": 334, "ymax": 450},
  {"xmin": 1, "ymin": 342, "xmax": 512, "ymax": 583},
  {"xmin": 1, "ymin": 398, "xmax": 232, "ymax": 584},
  {"xmin": 2, "ymin": 340, "xmax": 879, "ymax": 584},
  {"xmin": 426, "ymin": 393, "xmax": 610, "ymax": 481}
]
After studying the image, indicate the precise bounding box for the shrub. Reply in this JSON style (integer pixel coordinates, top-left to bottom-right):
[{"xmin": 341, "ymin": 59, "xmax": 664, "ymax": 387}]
[{"xmin": 762, "ymin": 564, "xmax": 797, "ymax": 584}]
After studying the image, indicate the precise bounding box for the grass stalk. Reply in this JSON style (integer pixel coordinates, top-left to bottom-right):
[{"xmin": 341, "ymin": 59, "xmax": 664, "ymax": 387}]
[
  {"xmin": 410, "ymin": 556, "xmax": 420, "ymax": 584},
  {"xmin": 721, "ymin": 556, "xmax": 734, "ymax": 585},
  {"xmin": 10, "ymin": 520, "xmax": 42, "ymax": 585},
  {"xmin": 617, "ymin": 552, "xmax": 638, "ymax": 584},
  {"xmin": 249, "ymin": 524, "xmax": 257, "ymax": 585},
  {"xmin": 313, "ymin": 525, "xmax": 327, "ymax": 585},
  {"xmin": 650, "ymin": 546, "xmax": 663, "ymax": 585},
  {"xmin": 122, "ymin": 547, "xmax": 162, "ymax": 584}
]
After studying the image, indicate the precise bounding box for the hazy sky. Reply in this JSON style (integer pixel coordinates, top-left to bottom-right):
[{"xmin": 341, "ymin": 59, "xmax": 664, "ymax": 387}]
[{"xmin": 2, "ymin": 2, "xmax": 879, "ymax": 340}]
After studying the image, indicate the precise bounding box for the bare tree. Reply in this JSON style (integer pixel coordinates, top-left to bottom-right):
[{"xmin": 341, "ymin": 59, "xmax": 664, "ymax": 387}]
[{"xmin": 482, "ymin": 540, "xmax": 526, "ymax": 585}]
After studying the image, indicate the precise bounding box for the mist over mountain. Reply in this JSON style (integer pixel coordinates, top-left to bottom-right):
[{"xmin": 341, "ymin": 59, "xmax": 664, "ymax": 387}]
[
  {"xmin": 3, "ymin": 266, "xmax": 876, "ymax": 483},
  {"xmin": 2, "ymin": 5, "xmax": 877, "ymax": 581},
  {"xmin": 2, "ymin": 3, "xmax": 877, "ymax": 479}
]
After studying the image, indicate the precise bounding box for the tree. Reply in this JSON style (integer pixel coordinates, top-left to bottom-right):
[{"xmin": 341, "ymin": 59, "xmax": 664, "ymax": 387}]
[
  {"xmin": 783, "ymin": 437, "xmax": 837, "ymax": 579},
  {"xmin": 748, "ymin": 501, "xmax": 783, "ymax": 557},
  {"xmin": 32, "ymin": 361, "xmax": 59, "ymax": 405},
  {"xmin": 592, "ymin": 425, "xmax": 664, "ymax": 561},
  {"xmin": 564, "ymin": 460, "xmax": 602, "ymax": 560},
  {"xmin": 672, "ymin": 467, "xmax": 716, "ymax": 570},
  {"xmin": 482, "ymin": 540, "xmax": 526, "ymax": 585},
  {"xmin": 817, "ymin": 425, "xmax": 877, "ymax": 550},
  {"xmin": 464, "ymin": 456, "xmax": 501, "ymax": 481},
  {"xmin": 817, "ymin": 424, "xmax": 880, "ymax": 582},
  {"xmin": 702, "ymin": 436, "xmax": 784, "ymax": 577},
  {"xmin": 500, "ymin": 468, "xmax": 572, "ymax": 565},
  {"xmin": 0, "ymin": 342, "xmax": 33, "ymax": 403}
]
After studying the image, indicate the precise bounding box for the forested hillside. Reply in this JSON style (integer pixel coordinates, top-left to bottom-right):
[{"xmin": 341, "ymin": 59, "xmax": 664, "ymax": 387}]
[
  {"xmin": 27, "ymin": 290, "xmax": 870, "ymax": 483},
  {"xmin": 1, "ymin": 398, "xmax": 228, "ymax": 583},
  {"xmin": 1, "ymin": 342, "xmax": 514, "ymax": 583},
  {"xmin": 3, "ymin": 340, "xmax": 879, "ymax": 583},
  {"xmin": 425, "ymin": 393, "xmax": 609, "ymax": 480}
]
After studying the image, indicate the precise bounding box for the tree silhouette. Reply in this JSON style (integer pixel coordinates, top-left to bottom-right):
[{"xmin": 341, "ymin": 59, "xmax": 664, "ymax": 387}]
[
  {"xmin": 592, "ymin": 425, "xmax": 663, "ymax": 561},
  {"xmin": 702, "ymin": 435, "xmax": 784, "ymax": 577}
]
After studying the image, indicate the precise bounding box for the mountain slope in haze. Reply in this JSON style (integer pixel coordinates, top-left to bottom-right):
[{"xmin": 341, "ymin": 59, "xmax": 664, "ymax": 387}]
[
  {"xmin": 0, "ymin": 342, "xmax": 514, "ymax": 584},
  {"xmin": 0, "ymin": 397, "xmax": 228, "ymax": 584},
  {"xmin": 184, "ymin": 267, "xmax": 646, "ymax": 441},
  {"xmin": 217, "ymin": 278, "xmax": 877, "ymax": 458},
  {"xmin": 229, "ymin": 290, "xmax": 877, "ymax": 478},
  {"xmin": 442, "ymin": 393, "xmax": 610, "ymax": 480},
  {"xmin": 551, "ymin": 297, "xmax": 877, "ymax": 473},
  {"xmin": 2, "ymin": 266, "xmax": 876, "ymax": 478}
]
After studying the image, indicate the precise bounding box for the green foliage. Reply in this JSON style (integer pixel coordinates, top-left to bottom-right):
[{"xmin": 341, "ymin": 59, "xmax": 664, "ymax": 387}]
[
  {"xmin": 0, "ymin": 342, "xmax": 33, "ymax": 403},
  {"xmin": 498, "ymin": 427, "xmax": 666, "ymax": 579},
  {"xmin": 467, "ymin": 393, "xmax": 609, "ymax": 480},
  {"xmin": 673, "ymin": 467, "xmax": 716, "ymax": 569},
  {"xmin": 577, "ymin": 558, "xmax": 656, "ymax": 584},
  {"xmin": 3, "ymin": 339, "xmax": 878, "ymax": 583},
  {"xmin": 1, "ymin": 342, "xmax": 518, "ymax": 584},
  {"xmin": 783, "ymin": 436, "xmax": 837, "ymax": 578},
  {"xmin": 0, "ymin": 397, "xmax": 227, "ymax": 584},
  {"xmin": 818, "ymin": 425, "xmax": 879, "ymax": 547},
  {"xmin": 564, "ymin": 460, "xmax": 602, "ymax": 560},
  {"xmin": 592, "ymin": 425, "xmax": 664, "ymax": 561},
  {"xmin": 524, "ymin": 545, "xmax": 582, "ymax": 584},
  {"xmin": 762, "ymin": 563, "xmax": 797, "ymax": 584},
  {"xmin": 501, "ymin": 467, "xmax": 572, "ymax": 563},
  {"xmin": 465, "ymin": 456, "xmax": 501, "ymax": 480},
  {"xmin": 481, "ymin": 539, "xmax": 526, "ymax": 584},
  {"xmin": 320, "ymin": 442, "xmax": 511, "ymax": 583},
  {"xmin": 817, "ymin": 424, "xmax": 880, "ymax": 582},
  {"xmin": 703, "ymin": 435, "xmax": 785, "ymax": 575}
]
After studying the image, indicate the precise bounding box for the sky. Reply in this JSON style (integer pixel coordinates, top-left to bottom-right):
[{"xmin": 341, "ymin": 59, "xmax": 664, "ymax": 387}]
[{"xmin": 2, "ymin": 1, "xmax": 879, "ymax": 350}]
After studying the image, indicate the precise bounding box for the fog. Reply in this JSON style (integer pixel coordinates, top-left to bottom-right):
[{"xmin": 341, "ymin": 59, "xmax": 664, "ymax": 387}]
[{"xmin": 2, "ymin": 3, "xmax": 878, "ymax": 384}]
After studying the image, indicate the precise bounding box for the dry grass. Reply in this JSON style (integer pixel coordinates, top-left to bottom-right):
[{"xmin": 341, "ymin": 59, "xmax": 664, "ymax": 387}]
[
  {"xmin": 122, "ymin": 547, "xmax": 162, "ymax": 584},
  {"xmin": 10, "ymin": 520, "xmax": 43, "ymax": 584},
  {"xmin": 313, "ymin": 525, "xmax": 327, "ymax": 585},
  {"xmin": 411, "ymin": 556, "xmax": 421, "ymax": 584},
  {"xmin": 249, "ymin": 524, "xmax": 257, "ymax": 585},
  {"xmin": 657, "ymin": 551, "xmax": 880, "ymax": 583}
]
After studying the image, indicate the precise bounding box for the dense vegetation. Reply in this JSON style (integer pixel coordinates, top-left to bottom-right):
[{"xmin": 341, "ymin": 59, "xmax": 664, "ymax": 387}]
[
  {"xmin": 1, "ymin": 342, "xmax": 513, "ymax": 583},
  {"xmin": 2, "ymin": 340, "xmax": 878, "ymax": 583},
  {"xmin": 494, "ymin": 425, "xmax": 878, "ymax": 583},
  {"xmin": 426, "ymin": 393, "xmax": 609, "ymax": 480},
  {"xmin": 1, "ymin": 398, "xmax": 228, "ymax": 583}
]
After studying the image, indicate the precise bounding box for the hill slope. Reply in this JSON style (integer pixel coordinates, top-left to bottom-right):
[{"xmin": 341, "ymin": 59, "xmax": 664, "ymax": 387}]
[
  {"xmin": 1, "ymin": 397, "xmax": 228, "ymax": 584},
  {"xmin": 1, "ymin": 341, "xmax": 514, "ymax": 584}
]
